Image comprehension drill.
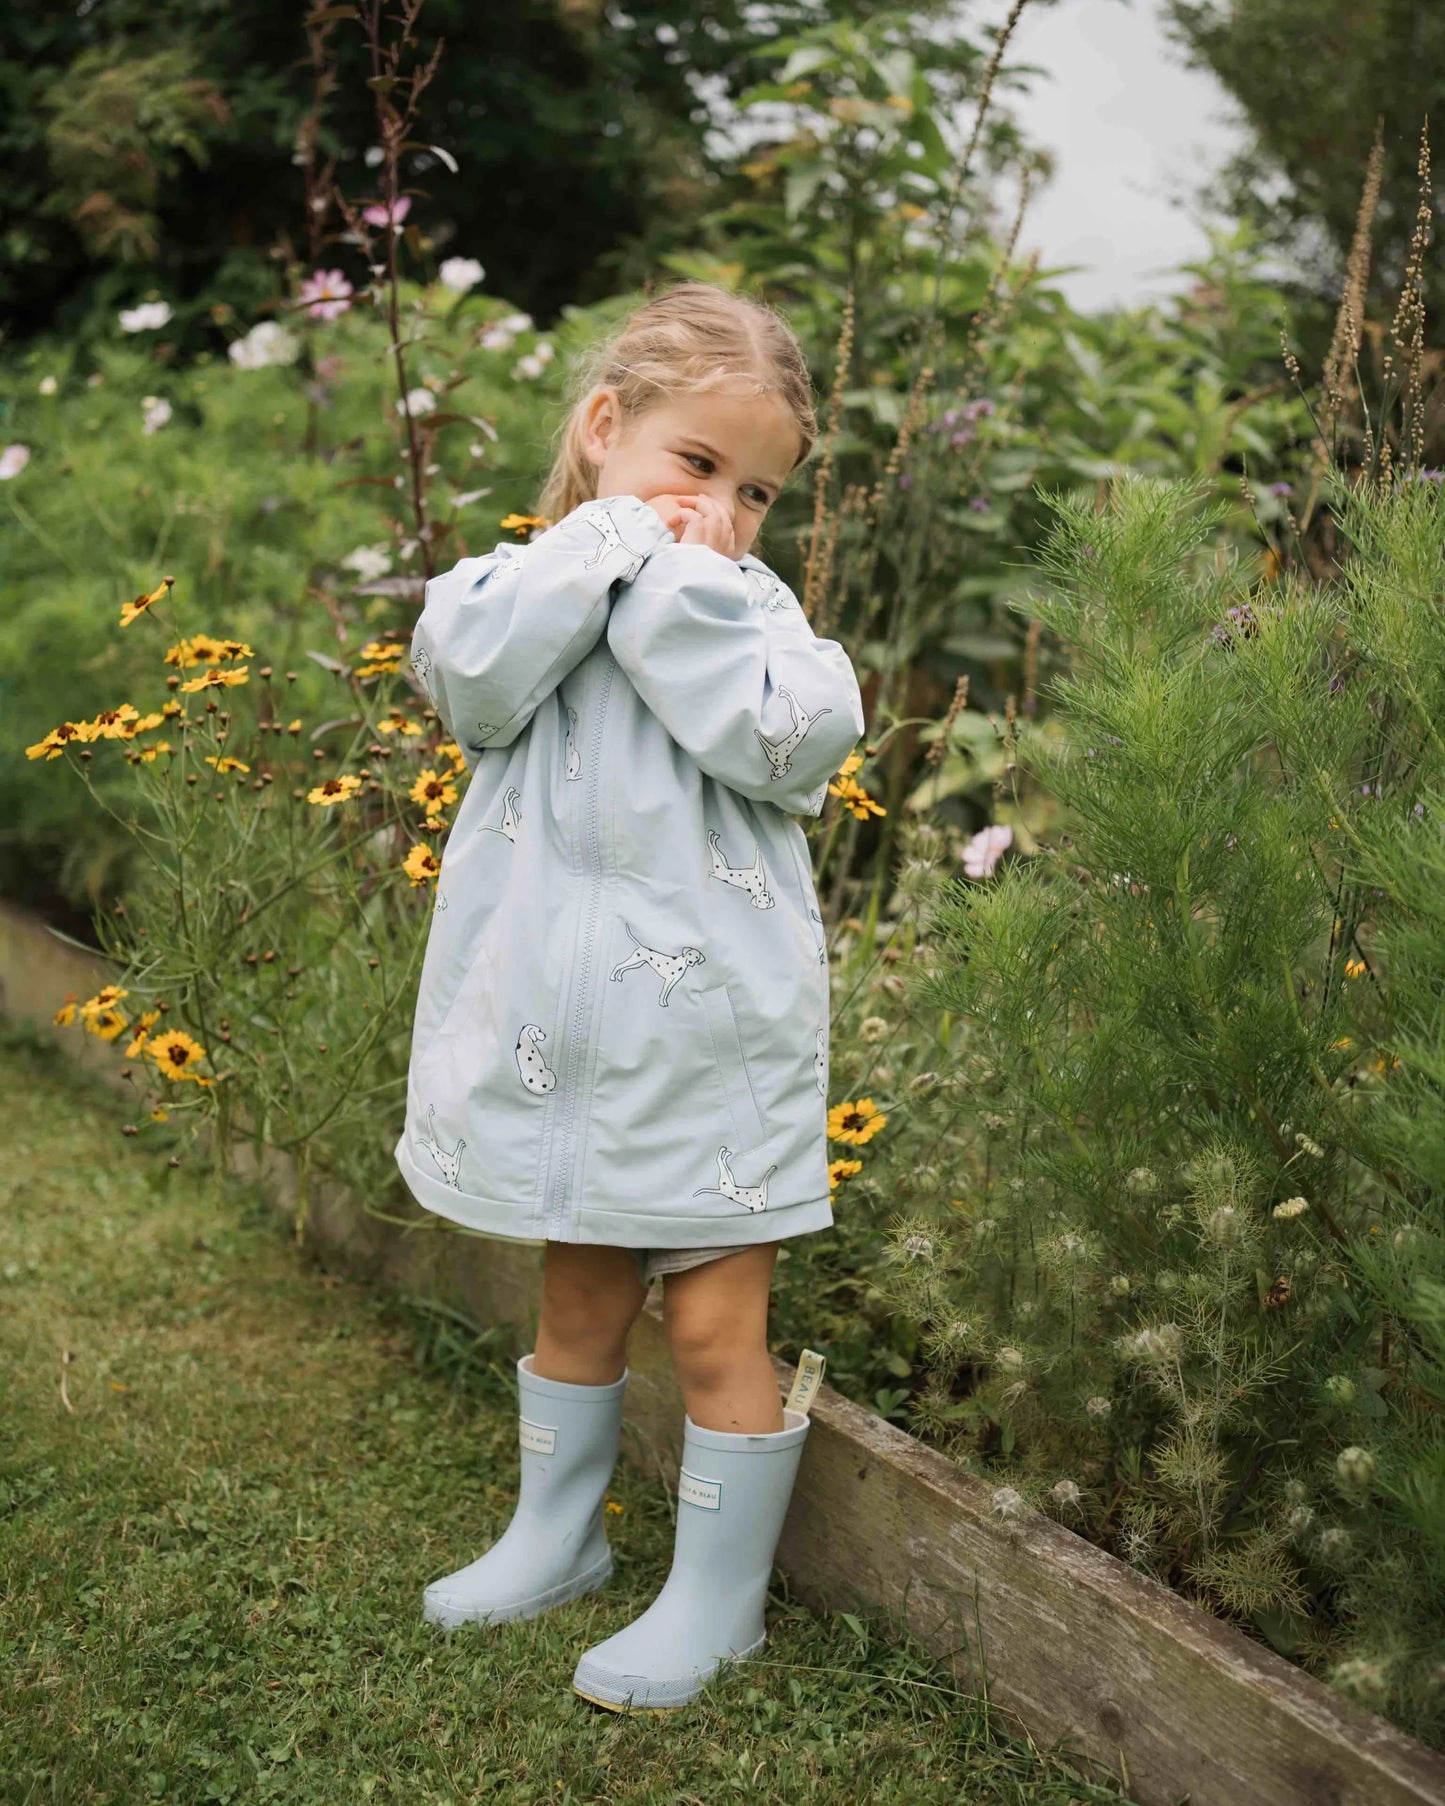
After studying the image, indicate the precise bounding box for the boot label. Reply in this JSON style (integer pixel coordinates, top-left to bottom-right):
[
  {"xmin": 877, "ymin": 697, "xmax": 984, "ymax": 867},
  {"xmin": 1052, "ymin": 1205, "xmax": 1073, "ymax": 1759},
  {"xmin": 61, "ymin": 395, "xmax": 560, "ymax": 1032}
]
[
  {"xmin": 678, "ymin": 1468, "xmax": 722, "ymax": 1510},
  {"xmin": 519, "ymin": 1418, "xmax": 557, "ymax": 1455}
]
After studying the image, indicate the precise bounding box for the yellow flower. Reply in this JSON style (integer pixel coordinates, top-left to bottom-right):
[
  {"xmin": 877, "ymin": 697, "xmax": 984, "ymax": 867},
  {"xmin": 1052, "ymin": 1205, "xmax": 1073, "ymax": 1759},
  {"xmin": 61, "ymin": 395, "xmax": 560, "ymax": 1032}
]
[
  {"xmin": 136, "ymin": 740, "xmax": 173, "ymax": 762},
  {"xmin": 499, "ymin": 512, "xmax": 551, "ymax": 536},
  {"xmin": 204, "ymin": 755, "xmax": 251, "ymax": 774},
  {"xmin": 150, "ymin": 1107, "xmax": 170, "ymax": 1122},
  {"xmin": 287, "ymin": 718, "xmax": 302, "ymax": 734},
  {"xmin": 119, "ymin": 575, "xmax": 174, "ymax": 627},
  {"xmin": 164, "ymin": 634, "xmax": 251, "ymax": 668},
  {"xmin": 84, "ymin": 1006, "xmax": 129, "ymax": 1042},
  {"xmin": 1329, "ymin": 1036, "xmax": 1354, "ymax": 1051},
  {"xmin": 827, "ymin": 1097, "xmax": 888, "ymax": 1146},
  {"xmin": 147, "ymin": 1028, "xmax": 207, "ymax": 1081},
  {"xmin": 836, "ymin": 750, "xmax": 865, "ymax": 780},
  {"xmin": 359, "ymin": 638, "xmax": 406, "ymax": 663},
  {"xmin": 80, "ymin": 704, "xmax": 142, "ymax": 741},
  {"xmin": 378, "ymin": 709, "xmax": 424, "ymax": 737},
  {"xmin": 124, "ymin": 1009, "xmax": 162, "ymax": 1058},
  {"xmin": 53, "ymin": 999, "xmax": 78, "ymax": 1027},
  {"xmin": 828, "ymin": 1158, "xmax": 863, "ymax": 1192},
  {"xmin": 308, "ymin": 774, "xmax": 364, "ymax": 806},
  {"xmin": 437, "ymin": 740, "xmax": 467, "ymax": 769},
  {"xmin": 180, "ymin": 666, "xmax": 250, "ymax": 693},
  {"xmin": 26, "ymin": 721, "xmax": 89, "ymax": 760},
  {"xmin": 81, "ymin": 985, "xmax": 129, "ymax": 1017},
  {"xmin": 354, "ymin": 658, "xmax": 402, "ymax": 678},
  {"xmin": 403, "ymin": 844, "xmax": 443, "ymax": 886},
  {"xmin": 1344, "ymin": 957, "xmax": 1367, "ymax": 978},
  {"xmin": 120, "ymin": 712, "xmax": 167, "ymax": 737},
  {"xmin": 409, "ymin": 769, "xmax": 458, "ymax": 815},
  {"xmin": 161, "ymin": 700, "xmax": 184, "ymax": 718},
  {"xmin": 828, "ymin": 776, "xmax": 886, "ymax": 821},
  {"xmin": 604, "ymin": 1500, "xmax": 624, "ymax": 1516}
]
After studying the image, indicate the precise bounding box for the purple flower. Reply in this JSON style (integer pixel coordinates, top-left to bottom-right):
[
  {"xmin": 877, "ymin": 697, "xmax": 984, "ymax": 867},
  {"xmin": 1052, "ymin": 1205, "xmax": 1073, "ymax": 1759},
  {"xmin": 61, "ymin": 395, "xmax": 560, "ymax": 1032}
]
[
  {"xmin": 297, "ymin": 268, "xmax": 354, "ymax": 322},
  {"xmin": 963, "ymin": 398, "xmax": 995, "ymax": 420},
  {"xmin": 1407, "ymin": 467, "xmax": 1444, "ymax": 483},
  {"xmin": 898, "ymin": 471, "xmax": 913, "ymax": 489},
  {"xmin": 962, "ymin": 823, "xmax": 1013, "ymax": 878},
  {"xmin": 1413, "ymin": 802, "xmax": 1426, "ymax": 818},
  {"xmin": 968, "ymin": 494, "xmax": 991, "ymax": 512},
  {"xmin": 950, "ymin": 428, "xmax": 975, "ymax": 448},
  {"xmin": 362, "ymin": 195, "xmax": 412, "ymax": 230},
  {"xmin": 1267, "ymin": 481, "xmax": 1294, "ymax": 497},
  {"xmin": 942, "ymin": 408, "xmax": 959, "ymax": 428}
]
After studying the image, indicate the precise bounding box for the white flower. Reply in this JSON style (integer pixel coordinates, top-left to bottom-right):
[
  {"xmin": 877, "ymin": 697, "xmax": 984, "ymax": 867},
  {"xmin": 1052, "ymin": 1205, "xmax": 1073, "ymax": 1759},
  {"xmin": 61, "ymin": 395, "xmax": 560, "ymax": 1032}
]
[
  {"xmin": 340, "ymin": 544, "xmax": 393, "ymax": 583},
  {"xmin": 1273, "ymin": 1195, "xmax": 1309, "ymax": 1219},
  {"xmin": 1084, "ymin": 1394, "xmax": 1113, "ymax": 1418},
  {"xmin": 1335, "ymin": 1445, "xmax": 1374, "ymax": 1488},
  {"xmin": 397, "ymin": 387, "xmax": 438, "ymax": 418},
  {"xmin": 118, "ymin": 301, "xmax": 173, "ymax": 333},
  {"xmin": 962, "ymin": 823, "xmax": 1012, "ymax": 878},
  {"xmin": 533, "ymin": 339, "xmax": 554, "ymax": 364},
  {"xmin": 141, "ymin": 396, "xmax": 172, "ymax": 435},
  {"xmin": 478, "ymin": 327, "xmax": 515, "ymax": 351},
  {"xmin": 38, "ymin": 375, "xmax": 58, "ymax": 396},
  {"xmin": 512, "ymin": 353, "xmax": 546, "ymax": 380},
  {"xmin": 364, "ymin": 145, "xmax": 385, "ymax": 167},
  {"xmin": 0, "ymin": 443, "xmax": 31, "ymax": 480},
  {"xmin": 228, "ymin": 321, "xmax": 302, "ymax": 370},
  {"xmin": 500, "ymin": 311, "xmax": 532, "ymax": 332},
  {"xmin": 438, "ymin": 256, "xmax": 485, "ymax": 292}
]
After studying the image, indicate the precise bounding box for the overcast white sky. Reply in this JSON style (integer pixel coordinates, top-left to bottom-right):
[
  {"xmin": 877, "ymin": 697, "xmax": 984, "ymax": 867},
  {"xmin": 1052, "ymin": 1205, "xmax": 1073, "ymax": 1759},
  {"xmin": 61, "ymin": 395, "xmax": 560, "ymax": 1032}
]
[{"xmin": 969, "ymin": 0, "xmax": 1251, "ymax": 313}]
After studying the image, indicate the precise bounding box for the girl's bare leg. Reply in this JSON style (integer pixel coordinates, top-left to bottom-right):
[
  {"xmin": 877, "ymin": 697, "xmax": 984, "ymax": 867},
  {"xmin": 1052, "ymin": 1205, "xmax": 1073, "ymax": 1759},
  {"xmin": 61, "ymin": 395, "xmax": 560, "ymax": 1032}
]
[
  {"xmin": 662, "ymin": 1244, "xmax": 783, "ymax": 1434},
  {"xmin": 532, "ymin": 1242, "xmax": 650, "ymax": 1385}
]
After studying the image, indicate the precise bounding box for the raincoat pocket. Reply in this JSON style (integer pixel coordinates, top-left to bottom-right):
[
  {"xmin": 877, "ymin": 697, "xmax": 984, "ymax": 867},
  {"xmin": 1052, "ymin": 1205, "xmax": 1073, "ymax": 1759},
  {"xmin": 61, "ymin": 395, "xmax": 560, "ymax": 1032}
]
[{"xmin": 697, "ymin": 982, "xmax": 769, "ymax": 1153}]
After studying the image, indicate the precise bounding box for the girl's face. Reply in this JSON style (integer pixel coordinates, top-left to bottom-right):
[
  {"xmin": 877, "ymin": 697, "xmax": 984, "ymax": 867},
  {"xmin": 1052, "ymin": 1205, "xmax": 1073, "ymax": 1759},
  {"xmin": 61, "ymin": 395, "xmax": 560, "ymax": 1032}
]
[{"xmin": 580, "ymin": 385, "xmax": 802, "ymax": 563}]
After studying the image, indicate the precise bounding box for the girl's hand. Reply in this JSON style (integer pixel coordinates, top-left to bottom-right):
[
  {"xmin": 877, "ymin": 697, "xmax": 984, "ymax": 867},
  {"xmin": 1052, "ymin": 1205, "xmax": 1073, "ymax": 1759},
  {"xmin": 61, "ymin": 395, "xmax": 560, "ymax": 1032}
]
[{"xmin": 640, "ymin": 492, "xmax": 738, "ymax": 559}]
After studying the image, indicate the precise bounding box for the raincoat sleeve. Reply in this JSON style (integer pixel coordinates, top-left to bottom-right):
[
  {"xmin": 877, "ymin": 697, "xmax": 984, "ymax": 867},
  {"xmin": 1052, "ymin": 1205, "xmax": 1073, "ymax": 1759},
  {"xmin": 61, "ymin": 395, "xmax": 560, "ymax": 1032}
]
[
  {"xmin": 410, "ymin": 492, "xmax": 675, "ymax": 758},
  {"xmin": 605, "ymin": 542, "xmax": 866, "ymax": 817}
]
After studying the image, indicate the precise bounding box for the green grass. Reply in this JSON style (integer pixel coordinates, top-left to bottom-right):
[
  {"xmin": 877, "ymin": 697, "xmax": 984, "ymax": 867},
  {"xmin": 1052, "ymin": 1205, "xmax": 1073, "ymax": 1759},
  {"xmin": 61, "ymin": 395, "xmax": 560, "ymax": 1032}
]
[{"xmin": 0, "ymin": 1031, "xmax": 1139, "ymax": 1805}]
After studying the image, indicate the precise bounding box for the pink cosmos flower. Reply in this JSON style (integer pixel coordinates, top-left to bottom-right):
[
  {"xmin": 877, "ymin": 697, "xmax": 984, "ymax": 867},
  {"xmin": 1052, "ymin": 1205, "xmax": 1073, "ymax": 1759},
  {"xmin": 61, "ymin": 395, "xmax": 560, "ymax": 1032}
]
[
  {"xmin": 298, "ymin": 269, "xmax": 354, "ymax": 322},
  {"xmin": 962, "ymin": 823, "xmax": 1012, "ymax": 879},
  {"xmin": 362, "ymin": 195, "xmax": 412, "ymax": 230}
]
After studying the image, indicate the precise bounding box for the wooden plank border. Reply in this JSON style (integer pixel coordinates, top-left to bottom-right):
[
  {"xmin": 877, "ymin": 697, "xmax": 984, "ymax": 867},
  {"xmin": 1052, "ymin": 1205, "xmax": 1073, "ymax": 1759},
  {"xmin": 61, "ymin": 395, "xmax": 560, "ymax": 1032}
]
[{"xmin": 4, "ymin": 898, "xmax": 1441, "ymax": 1806}]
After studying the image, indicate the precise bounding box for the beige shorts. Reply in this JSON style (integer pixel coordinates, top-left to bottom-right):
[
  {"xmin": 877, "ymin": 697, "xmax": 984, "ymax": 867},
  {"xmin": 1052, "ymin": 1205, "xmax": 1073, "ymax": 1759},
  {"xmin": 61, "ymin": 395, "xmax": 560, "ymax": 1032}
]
[{"xmin": 629, "ymin": 1245, "xmax": 740, "ymax": 1287}]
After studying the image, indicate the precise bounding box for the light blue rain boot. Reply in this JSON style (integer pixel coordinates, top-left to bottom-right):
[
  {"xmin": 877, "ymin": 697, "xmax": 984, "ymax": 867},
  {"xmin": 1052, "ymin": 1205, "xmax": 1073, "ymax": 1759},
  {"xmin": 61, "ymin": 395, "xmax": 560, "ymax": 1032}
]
[
  {"xmin": 423, "ymin": 1352, "xmax": 628, "ymax": 1629},
  {"xmin": 571, "ymin": 1406, "xmax": 810, "ymax": 1711}
]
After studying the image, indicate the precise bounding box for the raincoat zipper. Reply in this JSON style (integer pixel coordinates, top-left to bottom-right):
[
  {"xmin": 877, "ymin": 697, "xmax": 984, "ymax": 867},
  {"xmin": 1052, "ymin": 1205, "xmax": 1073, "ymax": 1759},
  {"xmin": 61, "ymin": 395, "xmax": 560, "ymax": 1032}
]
[{"xmin": 546, "ymin": 649, "xmax": 616, "ymax": 1237}]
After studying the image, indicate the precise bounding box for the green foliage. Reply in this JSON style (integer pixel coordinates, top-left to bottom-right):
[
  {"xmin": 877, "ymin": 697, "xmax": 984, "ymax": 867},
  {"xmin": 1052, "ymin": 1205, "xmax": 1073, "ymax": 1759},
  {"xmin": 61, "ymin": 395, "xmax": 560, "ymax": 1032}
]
[{"xmin": 865, "ymin": 467, "xmax": 1445, "ymax": 1745}]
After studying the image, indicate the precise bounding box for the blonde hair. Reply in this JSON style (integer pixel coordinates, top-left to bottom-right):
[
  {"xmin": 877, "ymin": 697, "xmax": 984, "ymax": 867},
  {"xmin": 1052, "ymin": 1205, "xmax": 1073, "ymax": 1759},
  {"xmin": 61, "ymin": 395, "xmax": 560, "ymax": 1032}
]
[{"xmin": 533, "ymin": 280, "xmax": 817, "ymax": 530}]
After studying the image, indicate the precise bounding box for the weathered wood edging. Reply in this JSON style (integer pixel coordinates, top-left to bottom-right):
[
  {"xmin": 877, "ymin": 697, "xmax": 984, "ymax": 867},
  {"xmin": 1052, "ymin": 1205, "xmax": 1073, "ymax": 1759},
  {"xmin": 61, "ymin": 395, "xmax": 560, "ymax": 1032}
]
[{"xmin": 4, "ymin": 897, "xmax": 1442, "ymax": 1806}]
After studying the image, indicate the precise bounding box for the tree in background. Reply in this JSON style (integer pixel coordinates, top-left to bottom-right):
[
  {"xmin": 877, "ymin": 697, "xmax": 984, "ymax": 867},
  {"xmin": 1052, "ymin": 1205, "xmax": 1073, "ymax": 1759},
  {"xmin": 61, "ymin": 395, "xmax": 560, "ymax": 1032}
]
[{"xmin": 1162, "ymin": 0, "xmax": 1444, "ymax": 362}]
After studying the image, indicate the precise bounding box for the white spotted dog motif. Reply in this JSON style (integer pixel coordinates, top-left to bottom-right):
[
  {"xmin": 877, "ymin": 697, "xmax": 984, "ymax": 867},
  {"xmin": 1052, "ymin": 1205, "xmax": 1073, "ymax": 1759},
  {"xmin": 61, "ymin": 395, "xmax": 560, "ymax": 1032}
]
[
  {"xmin": 434, "ymin": 891, "xmax": 448, "ymax": 914},
  {"xmin": 515, "ymin": 1024, "xmax": 557, "ymax": 1094},
  {"xmin": 417, "ymin": 1104, "xmax": 466, "ymax": 1188},
  {"xmin": 411, "ymin": 647, "xmax": 435, "ymax": 701},
  {"xmin": 692, "ymin": 1145, "xmax": 777, "ymax": 1214},
  {"xmin": 477, "ymin": 720, "xmax": 500, "ymax": 741},
  {"xmin": 477, "ymin": 785, "xmax": 521, "ymax": 843},
  {"xmin": 576, "ymin": 501, "xmax": 652, "ymax": 582},
  {"xmin": 743, "ymin": 567, "xmax": 793, "ymax": 613},
  {"xmin": 810, "ymin": 905, "xmax": 826, "ymax": 964},
  {"xmin": 609, "ymin": 919, "xmax": 704, "ymax": 1007},
  {"xmin": 814, "ymin": 1028, "xmax": 828, "ymax": 1097},
  {"xmin": 705, "ymin": 829, "xmax": 774, "ymax": 910},
  {"xmin": 756, "ymin": 687, "xmax": 832, "ymax": 783},
  {"xmin": 564, "ymin": 706, "xmax": 582, "ymax": 780},
  {"xmin": 805, "ymin": 780, "xmax": 829, "ymax": 815}
]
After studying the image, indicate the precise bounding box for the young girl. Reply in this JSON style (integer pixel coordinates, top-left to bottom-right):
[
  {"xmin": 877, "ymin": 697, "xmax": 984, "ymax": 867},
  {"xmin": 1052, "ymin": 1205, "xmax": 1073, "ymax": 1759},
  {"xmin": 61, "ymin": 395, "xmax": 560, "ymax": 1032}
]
[{"xmin": 395, "ymin": 280, "xmax": 865, "ymax": 1712}]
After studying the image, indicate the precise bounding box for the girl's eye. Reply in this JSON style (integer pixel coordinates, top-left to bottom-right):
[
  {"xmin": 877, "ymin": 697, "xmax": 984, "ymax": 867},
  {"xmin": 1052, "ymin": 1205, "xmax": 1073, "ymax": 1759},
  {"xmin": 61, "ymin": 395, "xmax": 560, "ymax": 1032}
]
[{"xmin": 683, "ymin": 451, "xmax": 769, "ymax": 508}]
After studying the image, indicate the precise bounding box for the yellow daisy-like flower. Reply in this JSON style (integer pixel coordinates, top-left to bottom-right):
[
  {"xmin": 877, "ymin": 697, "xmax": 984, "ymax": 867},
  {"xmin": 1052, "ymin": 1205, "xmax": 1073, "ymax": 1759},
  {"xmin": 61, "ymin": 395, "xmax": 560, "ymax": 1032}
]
[
  {"xmin": 828, "ymin": 776, "xmax": 885, "ymax": 821},
  {"xmin": 161, "ymin": 700, "xmax": 184, "ymax": 718},
  {"xmin": 499, "ymin": 512, "xmax": 551, "ymax": 536},
  {"xmin": 150, "ymin": 1107, "xmax": 170, "ymax": 1123},
  {"xmin": 85, "ymin": 1006, "xmax": 129, "ymax": 1042},
  {"xmin": 26, "ymin": 721, "xmax": 89, "ymax": 761},
  {"xmin": 124, "ymin": 1009, "xmax": 162, "ymax": 1058},
  {"xmin": 308, "ymin": 774, "xmax": 364, "ymax": 807},
  {"xmin": 204, "ymin": 755, "xmax": 251, "ymax": 774},
  {"xmin": 81, "ymin": 704, "xmax": 142, "ymax": 741},
  {"xmin": 146, "ymin": 1028, "xmax": 207, "ymax": 1081},
  {"xmin": 378, "ymin": 709, "xmax": 424, "ymax": 737},
  {"xmin": 1344, "ymin": 957, "xmax": 1367, "ymax": 978},
  {"xmin": 604, "ymin": 1500, "xmax": 624, "ymax": 1516},
  {"xmin": 164, "ymin": 634, "xmax": 252, "ymax": 669},
  {"xmin": 359, "ymin": 638, "xmax": 407, "ymax": 663},
  {"xmin": 120, "ymin": 711, "xmax": 167, "ymax": 737},
  {"xmin": 81, "ymin": 985, "xmax": 129, "ymax": 1017},
  {"xmin": 409, "ymin": 769, "xmax": 458, "ymax": 815},
  {"xmin": 403, "ymin": 844, "xmax": 443, "ymax": 886},
  {"xmin": 836, "ymin": 750, "xmax": 865, "ymax": 781},
  {"xmin": 354, "ymin": 658, "xmax": 402, "ymax": 678},
  {"xmin": 1329, "ymin": 1036, "xmax": 1354, "ymax": 1052},
  {"xmin": 53, "ymin": 999, "xmax": 78, "ymax": 1027},
  {"xmin": 119, "ymin": 575, "xmax": 174, "ymax": 628},
  {"xmin": 827, "ymin": 1097, "xmax": 888, "ymax": 1146},
  {"xmin": 180, "ymin": 666, "xmax": 249, "ymax": 693},
  {"xmin": 437, "ymin": 740, "xmax": 467, "ymax": 770},
  {"xmin": 829, "ymin": 1157, "xmax": 863, "ymax": 1191},
  {"xmin": 136, "ymin": 740, "xmax": 174, "ymax": 762}
]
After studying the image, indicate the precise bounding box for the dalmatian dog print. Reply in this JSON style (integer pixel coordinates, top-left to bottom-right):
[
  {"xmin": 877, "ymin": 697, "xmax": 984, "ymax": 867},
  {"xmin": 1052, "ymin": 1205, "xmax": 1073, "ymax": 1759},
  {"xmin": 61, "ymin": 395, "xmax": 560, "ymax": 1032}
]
[
  {"xmin": 477, "ymin": 721, "xmax": 500, "ymax": 740},
  {"xmin": 434, "ymin": 891, "xmax": 448, "ymax": 914},
  {"xmin": 705, "ymin": 829, "xmax": 775, "ymax": 910},
  {"xmin": 477, "ymin": 785, "xmax": 521, "ymax": 843},
  {"xmin": 608, "ymin": 919, "xmax": 705, "ymax": 1006},
  {"xmin": 564, "ymin": 706, "xmax": 582, "ymax": 780},
  {"xmin": 756, "ymin": 687, "xmax": 833, "ymax": 783},
  {"xmin": 576, "ymin": 500, "xmax": 653, "ymax": 582},
  {"xmin": 417, "ymin": 1104, "xmax": 466, "ymax": 1188},
  {"xmin": 410, "ymin": 646, "xmax": 435, "ymax": 701},
  {"xmin": 692, "ymin": 1145, "xmax": 778, "ymax": 1214},
  {"xmin": 743, "ymin": 567, "xmax": 793, "ymax": 613},
  {"xmin": 515, "ymin": 1024, "xmax": 557, "ymax": 1094},
  {"xmin": 810, "ymin": 905, "xmax": 827, "ymax": 963},
  {"xmin": 814, "ymin": 1028, "xmax": 828, "ymax": 1097},
  {"xmin": 805, "ymin": 780, "xmax": 829, "ymax": 815}
]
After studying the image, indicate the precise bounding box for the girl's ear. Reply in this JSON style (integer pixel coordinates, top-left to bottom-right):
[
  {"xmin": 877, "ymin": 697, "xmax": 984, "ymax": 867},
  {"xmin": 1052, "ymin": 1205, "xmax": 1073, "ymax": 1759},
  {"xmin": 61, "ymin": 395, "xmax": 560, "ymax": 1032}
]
[{"xmin": 580, "ymin": 385, "xmax": 623, "ymax": 466}]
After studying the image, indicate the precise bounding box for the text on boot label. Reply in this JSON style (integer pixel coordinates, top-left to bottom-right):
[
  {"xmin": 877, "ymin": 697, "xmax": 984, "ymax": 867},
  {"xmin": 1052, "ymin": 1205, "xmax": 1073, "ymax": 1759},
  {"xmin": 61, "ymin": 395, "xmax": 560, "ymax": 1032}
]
[
  {"xmin": 519, "ymin": 1419, "xmax": 557, "ymax": 1455},
  {"xmin": 678, "ymin": 1468, "xmax": 722, "ymax": 1510}
]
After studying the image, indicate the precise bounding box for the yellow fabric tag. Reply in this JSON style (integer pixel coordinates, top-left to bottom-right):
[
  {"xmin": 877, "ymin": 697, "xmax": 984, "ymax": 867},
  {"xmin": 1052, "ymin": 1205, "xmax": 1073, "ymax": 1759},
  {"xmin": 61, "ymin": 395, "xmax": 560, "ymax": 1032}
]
[{"xmin": 784, "ymin": 1347, "xmax": 826, "ymax": 1417}]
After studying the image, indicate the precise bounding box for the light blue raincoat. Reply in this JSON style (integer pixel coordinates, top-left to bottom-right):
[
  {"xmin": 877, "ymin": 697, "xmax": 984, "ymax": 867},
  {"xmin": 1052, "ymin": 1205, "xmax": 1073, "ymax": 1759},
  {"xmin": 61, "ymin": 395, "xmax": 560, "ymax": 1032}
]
[{"xmin": 394, "ymin": 491, "xmax": 867, "ymax": 1250}]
